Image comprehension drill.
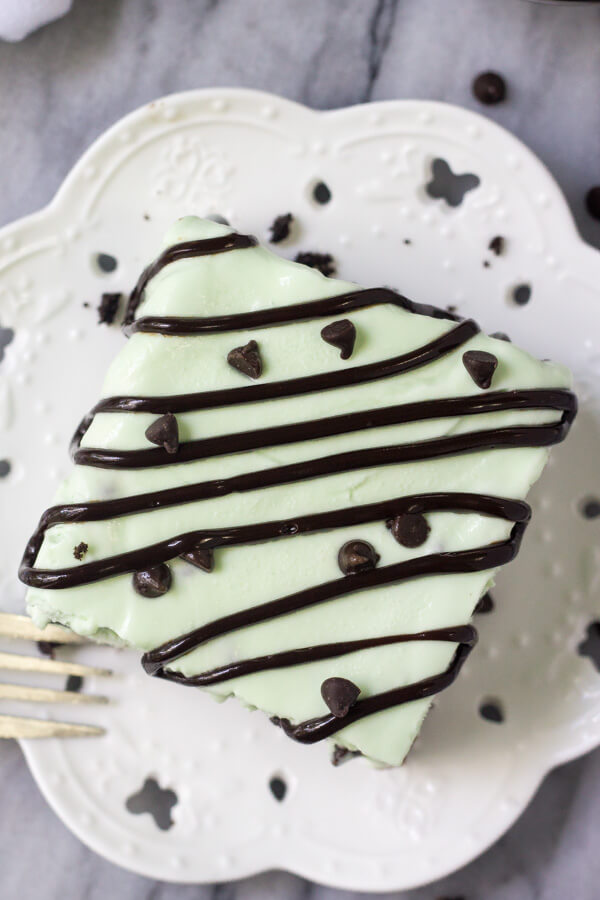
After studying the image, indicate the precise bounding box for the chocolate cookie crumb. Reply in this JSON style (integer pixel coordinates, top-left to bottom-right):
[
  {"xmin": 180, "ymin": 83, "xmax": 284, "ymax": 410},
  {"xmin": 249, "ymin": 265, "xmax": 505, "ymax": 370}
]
[
  {"xmin": 97, "ymin": 292, "xmax": 121, "ymax": 325},
  {"xmin": 331, "ymin": 745, "xmax": 362, "ymax": 766},
  {"xmin": 472, "ymin": 71, "xmax": 506, "ymax": 105},
  {"xmin": 37, "ymin": 640, "xmax": 59, "ymax": 658},
  {"xmin": 489, "ymin": 235, "xmax": 505, "ymax": 256},
  {"xmin": 269, "ymin": 213, "xmax": 293, "ymax": 243},
  {"xmin": 73, "ymin": 541, "xmax": 89, "ymax": 561},
  {"xmin": 294, "ymin": 252, "xmax": 336, "ymax": 277}
]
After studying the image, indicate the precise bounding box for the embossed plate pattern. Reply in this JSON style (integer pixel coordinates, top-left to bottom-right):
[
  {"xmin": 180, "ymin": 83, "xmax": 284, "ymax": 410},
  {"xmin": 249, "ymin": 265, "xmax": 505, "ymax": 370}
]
[{"xmin": 0, "ymin": 90, "xmax": 599, "ymax": 890}]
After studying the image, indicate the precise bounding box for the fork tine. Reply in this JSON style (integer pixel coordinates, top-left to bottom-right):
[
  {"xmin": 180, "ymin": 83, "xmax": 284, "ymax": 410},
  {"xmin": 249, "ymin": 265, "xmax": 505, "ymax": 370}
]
[
  {"xmin": 0, "ymin": 651, "xmax": 111, "ymax": 678},
  {"xmin": 0, "ymin": 683, "xmax": 109, "ymax": 705},
  {"xmin": 0, "ymin": 714, "xmax": 104, "ymax": 739},
  {"xmin": 0, "ymin": 613, "xmax": 86, "ymax": 644}
]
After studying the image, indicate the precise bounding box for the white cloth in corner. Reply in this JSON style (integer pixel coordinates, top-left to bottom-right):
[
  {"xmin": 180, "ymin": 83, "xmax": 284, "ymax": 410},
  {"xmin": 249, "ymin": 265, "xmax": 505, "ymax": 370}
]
[{"xmin": 0, "ymin": 0, "xmax": 73, "ymax": 42}]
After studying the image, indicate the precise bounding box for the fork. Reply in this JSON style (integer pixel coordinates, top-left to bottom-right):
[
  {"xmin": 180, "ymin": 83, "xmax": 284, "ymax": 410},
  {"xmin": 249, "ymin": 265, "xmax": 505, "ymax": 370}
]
[{"xmin": 0, "ymin": 612, "xmax": 111, "ymax": 738}]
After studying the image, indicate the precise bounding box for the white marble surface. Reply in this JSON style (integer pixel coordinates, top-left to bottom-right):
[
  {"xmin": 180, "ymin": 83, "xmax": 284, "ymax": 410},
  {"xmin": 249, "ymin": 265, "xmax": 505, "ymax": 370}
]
[{"xmin": 1, "ymin": 0, "xmax": 600, "ymax": 897}]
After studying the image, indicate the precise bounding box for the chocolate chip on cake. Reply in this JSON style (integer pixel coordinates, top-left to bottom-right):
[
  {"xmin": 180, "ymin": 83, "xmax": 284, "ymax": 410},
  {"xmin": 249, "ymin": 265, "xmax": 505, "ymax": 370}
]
[
  {"xmin": 472, "ymin": 71, "xmax": 507, "ymax": 105},
  {"xmin": 488, "ymin": 235, "xmax": 505, "ymax": 256},
  {"xmin": 227, "ymin": 340, "xmax": 263, "ymax": 379},
  {"xmin": 475, "ymin": 591, "xmax": 495, "ymax": 614},
  {"xmin": 387, "ymin": 513, "xmax": 430, "ymax": 549},
  {"xmin": 181, "ymin": 543, "xmax": 214, "ymax": 572},
  {"xmin": 462, "ymin": 350, "xmax": 498, "ymax": 389},
  {"xmin": 321, "ymin": 677, "xmax": 360, "ymax": 718},
  {"xmin": 269, "ymin": 213, "xmax": 294, "ymax": 243},
  {"xmin": 73, "ymin": 541, "xmax": 89, "ymax": 561},
  {"xmin": 338, "ymin": 540, "xmax": 380, "ymax": 575},
  {"xmin": 133, "ymin": 564, "xmax": 172, "ymax": 598},
  {"xmin": 294, "ymin": 251, "xmax": 336, "ymax": 277},
  {"xmin": 320, "ymin": 319, "xmax": 356, "ymax": 359},
  {"xmin": 97, "ymin": 292, "xmax": 121, "ymax": 325},
  {"xmin": 145, "ymin": 413, "xmax": 179, "ymax": 454}
]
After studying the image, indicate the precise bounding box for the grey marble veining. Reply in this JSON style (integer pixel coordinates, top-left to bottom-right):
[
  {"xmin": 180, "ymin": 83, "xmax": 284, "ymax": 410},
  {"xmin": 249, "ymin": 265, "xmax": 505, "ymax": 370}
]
[{"xmin": 1, "ymin": 1, "xmax": 599, "ymax": 898}]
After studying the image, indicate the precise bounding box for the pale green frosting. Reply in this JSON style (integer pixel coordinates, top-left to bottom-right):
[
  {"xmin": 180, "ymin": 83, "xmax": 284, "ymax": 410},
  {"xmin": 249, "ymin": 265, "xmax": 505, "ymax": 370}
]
[{"xmin": 26, "ymin": 217, "xmax": 572, "ymax": 766}]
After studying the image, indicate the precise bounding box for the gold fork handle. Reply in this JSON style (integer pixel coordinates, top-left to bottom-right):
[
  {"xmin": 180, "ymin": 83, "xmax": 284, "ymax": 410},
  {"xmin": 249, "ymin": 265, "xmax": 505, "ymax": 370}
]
[{"xmin": 0, "ymin": 713, "xmax": 104, "ymax": 739}]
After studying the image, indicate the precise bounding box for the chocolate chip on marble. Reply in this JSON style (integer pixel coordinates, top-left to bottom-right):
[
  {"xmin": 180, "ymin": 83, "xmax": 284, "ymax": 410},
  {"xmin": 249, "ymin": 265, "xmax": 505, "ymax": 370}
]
[
  {"xmin": 133, "ymin": 563, "xmax": 172, "ymax": 598},
  {"xmin": 338, "ymin": 540, "xmax": 380, "ymax": 575},
  {"xmin": 227, "ymin": 339, "xmax": 262, "ymax": 379},
  {"xmin": 387, "ymin": 513, "xmax": 430, "ymax": 548},
  {"xmin": 488, "ymin": 235, "xmax": 505, "ymax": 256},
  {"xmin": 462, "ymin": 350, "xmax": 498, "ymax": 389},
  {"xmin": 320, "ymin": 319, "xmax": 356, "ymax": 359},
  {"xmin": 585, "ymin": 186, "xmax": 600, "ymax": 221},
  {"xmin": 269, "ymin": 213, "xmax": 293, "ymax": 243},
  {"xmin": 73, "ymin": 541, "xmax": 88, "ymax": 561},
  {"xmin": 180, "ymin": 543, "xmax": 214, "ymax": 572},
  {"xmin": 294, "ymin": 251, "xmax": 336, "ymax": 277},
  {"xmin": 321, "ymin": 677, "xmax": 360, "ymax": 718},
  {"xmin": 145, "ymin": 412, "xmax": 179, "ymax": 454},
  {"xmin": 491, "ymin": 331, "xmax": 511, "ymax": 342},
  {"xmin": 97, "ymin": 292, "xmax": 121, "ymax": 325},
  {"xmin": 472, "ymin": 71, "xmax": 507, "ymax": 105}
]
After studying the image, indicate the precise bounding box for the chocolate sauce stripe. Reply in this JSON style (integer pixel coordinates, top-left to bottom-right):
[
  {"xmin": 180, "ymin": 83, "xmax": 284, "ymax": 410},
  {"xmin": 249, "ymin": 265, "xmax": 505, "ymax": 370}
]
[
  {"xmin": 123, "ymin": 234, "xmax": 258, "ymax": 330},
  {"xmin": 70, "ymin": 319, "xmax": 479, "ymax": 453},
  {"xmin": 276, "ymin": 643, "xmax": 472, "ymax": 744},
  {"xmin": 126, "ymin": 286, "xmax": 458, "ymax": 336},
  {"xmin": 73, "ymin": 388, "xmax": 576, "ymax": 470},
  {"xmin": 20, "ymin": 493, "xmax": 530, "ymax": 590},
  {"xmin": 157, "ymin": 625, "xmax": 478, "ymax": 687},
  {"xmin": 142, "ymin": 524, "xmax": 525, "ymax": 675}
]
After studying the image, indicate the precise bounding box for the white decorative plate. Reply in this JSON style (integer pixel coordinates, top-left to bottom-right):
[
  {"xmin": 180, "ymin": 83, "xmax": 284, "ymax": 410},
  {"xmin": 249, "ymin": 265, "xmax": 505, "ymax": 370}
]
[{"xmin": 1, "ymin": 89, "xmax": 599, "ymax": 891}]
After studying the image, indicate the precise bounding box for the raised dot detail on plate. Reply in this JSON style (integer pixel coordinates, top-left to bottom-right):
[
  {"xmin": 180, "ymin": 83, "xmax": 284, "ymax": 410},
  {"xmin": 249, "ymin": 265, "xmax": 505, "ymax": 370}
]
[
  {"xmin": 261, "ymin": 104, "xmax": 277, "ymax": 119},
  {"xmin": 419, "ymin": 110, "xmax": 433, "ymax": 124},
  {"xmin": 211, "ymin": 98, "xmax": 227, "ymax": 112},
  {"xmin": 467, "ymin": 124, "xmax": 481, "ymax": 138}
]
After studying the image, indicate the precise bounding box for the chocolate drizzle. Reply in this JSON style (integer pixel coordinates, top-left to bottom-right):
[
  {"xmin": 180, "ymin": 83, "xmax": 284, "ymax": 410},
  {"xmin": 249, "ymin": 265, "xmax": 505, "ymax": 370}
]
[{"xmin": 19, "ymin": 228, "xmax": 578, "ymax": 746}]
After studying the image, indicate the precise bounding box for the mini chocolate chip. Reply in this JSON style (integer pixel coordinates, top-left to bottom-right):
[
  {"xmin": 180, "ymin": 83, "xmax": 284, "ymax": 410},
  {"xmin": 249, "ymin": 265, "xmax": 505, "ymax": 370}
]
[
  {"xmin": 462, "ymin": 350, "xmax": 498, "ymax": 389},
  {"xmin": 133, "ymin": 564, "xmax": 172, "ymax": 598},
  {"xmin": 320, "ymin": 319, "xmax": 356, "ymax": 359},
  {"xmin": 387, "ymin": 513, "xmax": 430, "ymax": 548},
  {"xmin": 483, "ymin": 260, "xmax": 491, "ymax": 268},
  {"xmin": 403, "ymin": 238, "xmax": 412, "ymax": 245},
  {"xmin": 321, "ymin": 677, "xmax": 360, "ymax": 718},
  {"xmin": 578, "ymin": 621, "xmax": 600, "ymax": 672},
  {"xmin": 227, "ymin": 339, "xmax": 262, "ymax": 379},
  {"xmin": 331, "ymin": 745, "xmax": 362, "ymax": 767},
  {"xmin": 472, "ymin": 71, "xmax": 507, "ymax": 105},
  {"xmin": 66, "ymin": 675, "xmax": 84, "ymax": 693},
  {"xmin": 491, "ymin": 331, "xmax": 511, "ymax": 342},
  {"xmin": 145, "ymin": 413, "xmax": 179, "ymax": 454},
  {"xmin": 313, "ymin": 182, "xmax": 332, "ymax": 204},
  {"xmin": 269, "ymin": 776, "xmax": 287, "ymax": 801},
  {"xmin": 479, "ymin": 700, "xmax": 504, "ymax": 723},
  {"xmin": 97, "ymin": 292, "xmax": 121, "ymax": 325},
  {"xmin": 180, "ymin": 543, "xmax": 214, "ymax": 572},
  {"xmin": 294, "ymin": 251, "xmax": 336, "ymax": 277},
  {"xmin": 585, "ymin": 186, "xmax": 600, "ymax": 221},
  {"xmin": 269, "ymin": 213, "xmax": 293, "ymax": 243},
  {"xmin": 489, "ymin": 235, "xmax": 505, "ymax": 256},
  {"xmin": 475, "ymin": 591, "xmax": 495, "ymax": 614},
  {"xmin": 338, "ymin": 540, "xmax": 380, "ymax": 575},
  {"xmin": 581, "ymin": 498, "xmax": 600, "ymax": 519},
  {"xmin": 73, "ymin": 541, "xmax": 88, "ymax": 561},
  {"xmin": 513, "ymin": 284, "xmax": 531, "ymax": 306}
]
